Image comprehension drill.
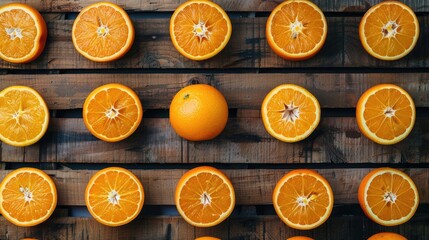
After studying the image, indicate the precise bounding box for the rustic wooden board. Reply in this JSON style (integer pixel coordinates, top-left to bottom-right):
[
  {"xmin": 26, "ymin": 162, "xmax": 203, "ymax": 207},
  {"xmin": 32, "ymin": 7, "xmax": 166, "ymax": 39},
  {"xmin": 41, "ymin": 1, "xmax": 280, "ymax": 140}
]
[
  {"xmin": 0, "ymin": 168, "xmax": 427, "ymax": 206},
  {"xmin": 2, "ymin": 117, "xmax": 428, "ymax": 164},
  {"xmin": 0, "ymin": 0, "xmax": 427, "ymax": 12},
  {"xmin": 1, "ymin": 214, "xmax": 428, "ymax": 240},
  {"xmin": 1, "ymin": 73, "xmax": 429, "ymax": 110},
  {"xmin": 1, "ymin": 17, "xmax": 428, "ymax": 69}
]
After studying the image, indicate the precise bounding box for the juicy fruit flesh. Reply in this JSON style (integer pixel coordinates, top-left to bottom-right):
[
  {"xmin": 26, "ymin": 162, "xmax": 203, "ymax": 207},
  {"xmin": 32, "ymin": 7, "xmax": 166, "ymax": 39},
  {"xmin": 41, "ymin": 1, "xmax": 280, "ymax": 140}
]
[
  {"xmin": 366, "ymin": 172, "xmax": 417, "ymax": 221},
  {"xmin": 2, "ymin": 172, "xmax": 55, "ymax": 223},
  {"xmin": 74, "ymin": 5, "xmax": 129, "ymax": 58},
  {"xmin": 0, "ymin": 89, "xmax": 47, "ymax": 143},
  {"xmin": 87, "ymin": 171, "xmax": 142, "ymax": 224},
  {"xmin": 173, "ymin": 3, "xmax": 228, "ymax": 57},
  {"xmin": 276, "ymin": 174, "xmax": 331, "ymax": 226},
  {"xmin": 270, "ymin": 2, "xmax": 325, "ymax": 54},
  {"xmin": 363, "ymin": 3, "xmax": 417, "ymax": 57},
  {"xmin": 0, "ymin": 8, "xmax": 37, "ymax": 58},
  {"xmin": 85, "ymin": 88, "xmax": 140, "ymax": 139},
  {"xmin": 363, "ymin": 88, "xmax": 413, "ymax": 140},
  {"xmin": 179, "ymin": 172, "xmax": 232, "ymax": 224},
  {"xmin": 266, "ymin": 88, "xmax": 317, "ymax": 138}
]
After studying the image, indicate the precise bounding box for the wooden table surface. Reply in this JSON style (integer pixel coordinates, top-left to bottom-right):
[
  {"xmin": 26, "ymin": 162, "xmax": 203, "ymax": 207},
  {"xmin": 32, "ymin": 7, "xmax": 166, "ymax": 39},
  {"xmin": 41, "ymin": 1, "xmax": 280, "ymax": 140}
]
[{"xmin": 0, "ymin": 0, "xmax": 428, "ymax": 239}]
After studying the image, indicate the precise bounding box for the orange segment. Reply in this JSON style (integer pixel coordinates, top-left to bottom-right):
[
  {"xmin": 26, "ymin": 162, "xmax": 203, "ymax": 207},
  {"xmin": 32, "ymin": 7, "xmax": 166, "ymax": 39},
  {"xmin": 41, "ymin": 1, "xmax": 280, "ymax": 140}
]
[
  {"xmin": 0, "ymin": 86, "xmax": 49, "ymax": 147},
  {"xmin": 368, "ymin": 232, "xmax": 407, "ymax": 240},
  {"xmin": 170, "ymin": 0, "xmax": 232, "ymax": 60},
  {"xmin": 83, "ymin": 83, "xmax": 143, "ymax": 142},
  {"xmin": 273, "ymin": 169, "xmax": 334, "ymax": 230},
  {"xmin": 358, "ymin": 168, "xmax": 419, "ymax": 226},
  {"xmin": 356, "ymin": 84, "xmax": 415, "ymax": 145},
  {"xmin": 0, "ymin": 167, "xmax": 57, "ymax": 227},
  {"xmin": 0, "ymin": 3, "xmax": 47, "ymax": 63},
  {"xmin": 266, "ymin": 0, "xmax": 327, "ymax": 61},
  {"xmin": 85, "ymin": 167, "xmax": 144, "ymax": 227},
  {"xmin": 359, "ymin": 1, "xmax": 419, "ymax": 61},
  {"xmin": 261, "ymin": 84, "xmax": 320, "ymax": 142},
  {"xmin": 72, "ymin": 2, "xmax": 134, "ymax": 62},
  {"xmin": 175, "ymin": 166, "xmax": 235, "ymax": 227}
]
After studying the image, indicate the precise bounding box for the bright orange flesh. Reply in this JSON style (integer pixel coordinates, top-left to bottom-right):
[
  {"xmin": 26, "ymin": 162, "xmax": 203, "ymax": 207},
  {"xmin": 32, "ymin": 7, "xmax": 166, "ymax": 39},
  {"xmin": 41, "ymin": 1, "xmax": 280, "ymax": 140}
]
[
  {"xmin": 0, "ymin": 168, "xmax": 57, "ymax": 227},
  {"xmin": 169, "ymin": 84, "xmax": 228, "ymax": 141},
  {"xmin": 368, "ymin": 232, "xmax": 407, "ymax": 240},
  {"xmin": 83, "ymin": 83, "xmax": 142, "ymax": 142},
  {"xmin": 170, "ymin": 0, "xmax": 232, "ymax": 60},
  {"xmin": 261, "ymin": 84, "xmax": 320, "ymax": 142},
  {"xmin": 358, "ymin": 168, "xmax": 419, "ymax": 226},
  {"xmin": 85, "ymin": 167, "xmax": 144, "ymax": 227},
  {"xmin": 0, "ymin": 3, "xmax": 47, "ymax": 63},
  {"xmin": 359, "ymin": 1, "xmax": 419, "ymax": 61},
  {"xmin": 273, "ymin": 169, "xmax": 334, "ymax": 230},
  {"xmin": 356, "ymin": 84, "xmax": 415, "ymax": 145},
  {"xmin": 72, "ymin": 2, "xmax": 134, "ymax": 62},
  {"xmin": 266, "ymin": 0, "xmax": 327, "ymax": 60},
  {"xmin": 0, "ymin": 86, "xmax": 49, "ymax": 147},
  {"xmin": 175, "ymin": 166, "xmax": 235, "ymax": 227}
]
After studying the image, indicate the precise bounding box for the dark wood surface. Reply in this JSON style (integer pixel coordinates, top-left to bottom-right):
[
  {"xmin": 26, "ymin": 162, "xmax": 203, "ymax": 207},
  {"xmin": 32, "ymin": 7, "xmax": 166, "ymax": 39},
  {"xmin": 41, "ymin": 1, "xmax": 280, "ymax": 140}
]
[{"xmin": 0, "ymin": 1, "xmax": 428, "ymax": 239}]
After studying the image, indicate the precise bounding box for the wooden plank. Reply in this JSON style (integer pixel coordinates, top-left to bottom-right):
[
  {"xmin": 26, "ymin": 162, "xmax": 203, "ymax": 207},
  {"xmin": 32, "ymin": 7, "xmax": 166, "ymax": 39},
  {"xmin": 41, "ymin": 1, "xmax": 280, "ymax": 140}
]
[
  {"xmin": 0, "ymin": 0, "xmax": 427, "ymax": 12},
  {"xmin": 1, "ymin": 17, "xmax": 428, "ymax": 69},
  {"xmin": 2, "ymin": 117, "xmax": 428, "ymax": 164},
  {"xmin": 1, "ymin": 73, "xmax": 429, "ymax": 110},
  {"xmin": 0, "ymin": 168, "xmax": 427, "ymax": 206}
]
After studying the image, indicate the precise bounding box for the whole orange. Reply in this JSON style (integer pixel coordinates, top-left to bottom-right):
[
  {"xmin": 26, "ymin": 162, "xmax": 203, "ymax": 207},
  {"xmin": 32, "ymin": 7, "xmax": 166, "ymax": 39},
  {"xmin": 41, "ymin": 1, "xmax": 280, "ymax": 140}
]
[{"xmin": 169, "ymin": 84, "xmax": 228, "ymax": 141}]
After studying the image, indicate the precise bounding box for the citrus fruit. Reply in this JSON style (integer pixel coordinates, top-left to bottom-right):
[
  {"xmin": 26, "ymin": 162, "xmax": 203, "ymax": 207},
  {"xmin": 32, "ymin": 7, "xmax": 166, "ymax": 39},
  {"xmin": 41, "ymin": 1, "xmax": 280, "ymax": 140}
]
[
  {"xmin": 0, "ymin": 86, "xmax": 49, "ymax": 147},
  {"xmin": 0, "ymin": 167, "xmax": 57, "ymax": 227},
  {"xmin": 83, "ymin": 83, "xmax": 143, "ymax": 142},
  {"xmin": 368, "ymin": 232, "xmax": 407, "ymax": 240},
  {"xmin": 356, "ymin": 84, "xmax": 415, "ymax": 145},
  {"xmin": 358, "ymin": 168, "xmax": 419, "ymax": 226},
  {"xmin": 273, "ymin": 169, "xmax": 334, "ymax": 230},
  {"xmin": 175, "ymin": 166, "xmax": 235, "ymax": 227},
  {"xmin": 288, "ymin": 237, "xmax": 314, "ymax": 240},
  {"xmin": 85, "ymin": 167, "xmax": 144, "ymax": 227},
  {"xmin": 72, "ymin": 2, "xmax": 134, "ymax": 62},
  {"xmin": 266, "ymin": 0, "xmax": 327, "ymax": 61},
  {"xmin": 170, "ymin": 0, "xmax": 232, "ymax": 60},
  {"xmin": 261, "ymin": 84, "xmax": 320, "ymax": 142},
  {"xmin": 169, "ymin": 84, "xmax": 228, "ymax": 141},
  {"xmin": 359, "ymin": 1, "xmax": 419, "ymax": 61},
  {"xmin": 196, "ymin": 237, "xmax": 221, "ymax": 240},
  {"xmin": 0, "ymin": 3, "xmax": 47, "ymax": 63}
]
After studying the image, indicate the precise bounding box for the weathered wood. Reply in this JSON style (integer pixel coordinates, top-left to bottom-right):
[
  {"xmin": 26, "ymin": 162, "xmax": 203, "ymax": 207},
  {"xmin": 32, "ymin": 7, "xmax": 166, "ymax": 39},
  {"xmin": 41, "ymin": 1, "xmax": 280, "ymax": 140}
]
[
  {"xmin": 2, "ymin": 117, "xmax": 428, "ymax": 164},
  {"xmin": 1, "ymin": 17, "xmax": 428, "ymax": 69},
  {"xmin": 2, "ymin": 72, "xmax": 429, "ymax": 110},
  {"xmin": 0, "ymin": 0, "xmax": 427, "ymax": 12},
  {"xmin": 0, "ymin": 168, "xmax": 427, "ymax": 206},
  {"xmin": 1, "ymin": 213, "xmax": 428, "ymax": 239}
]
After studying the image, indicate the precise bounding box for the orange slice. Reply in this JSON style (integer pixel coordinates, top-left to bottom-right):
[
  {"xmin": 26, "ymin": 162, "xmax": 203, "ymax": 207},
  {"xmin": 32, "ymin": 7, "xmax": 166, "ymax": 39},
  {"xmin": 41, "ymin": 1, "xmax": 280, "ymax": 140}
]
[
  {"xmin": 85, "ymin": 167, "xmax": 144, "ymax": 227},
  {"xmin": 288, "ymin": 237, "xmax": 314, "ymax": 240},
  {"xmin": 368, "ymin": 232, "xmax": 407, "ymax": 240},
  {"xmin": 175, "ymin": 166, "xmax": 235, "ymax": 227},
  {"xmin": 0, "ymin": 167, "xmax": 57, "ymax": 227},
  {"xmin": 358, "ymin": 168, "xmax": 419, "ymax": 226},
  {"xmin": 266, "ymin": 0, "xmax": 327, "ymax": 61},
  {"xmin": 359, "ymin": 1, "xmax": 419, "ymax": 61},
  {"xmin": 0, "ymin": 86, "xmax": 49, "ymax": 147},
  {"xmin": 72, "ymin": 2, "xmax": 134, "ymax": 62},
  {"xmin": 356, "ymin": 84, "xmax": 415, "ymax": 145},
  {"xmin": 273, "ymin": 169, "xmax": 334, "ymax": 230},
  {"xmin": 0, "ymin": 3, "xmax": 47, "ymax": 63},
  {"xmin": 261, "ymin": 84, "xmax": 320, "ymax": 142},
  {"xmin": 196, "ymin": 237, "xmax": 221, "ymax": 240},
  {"xmin": 170, "ymin": 0, "xmax": 232, "ymax": 60},
  {"xmin": 83, "ymin": 83, "xmax": 143, "ymax": 142}
]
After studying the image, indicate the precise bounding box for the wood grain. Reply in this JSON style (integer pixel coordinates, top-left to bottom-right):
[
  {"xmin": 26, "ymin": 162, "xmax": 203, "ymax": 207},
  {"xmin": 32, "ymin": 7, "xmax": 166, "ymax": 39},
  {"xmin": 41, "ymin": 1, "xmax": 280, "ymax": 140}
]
[
  {"xmin": 0, "ymin": 168, "xmax": 427, "ymax": 206},
  {"xmin": 1, "ymin": 17, "xmax": 428, "ymax": 69},
  {"xmin": 1, "ymin": 73, "xmax": 429, "ymax": 110},
  {"xmin": 0, "ymin": 0, "xmax": 427, "ymax": 12}
]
